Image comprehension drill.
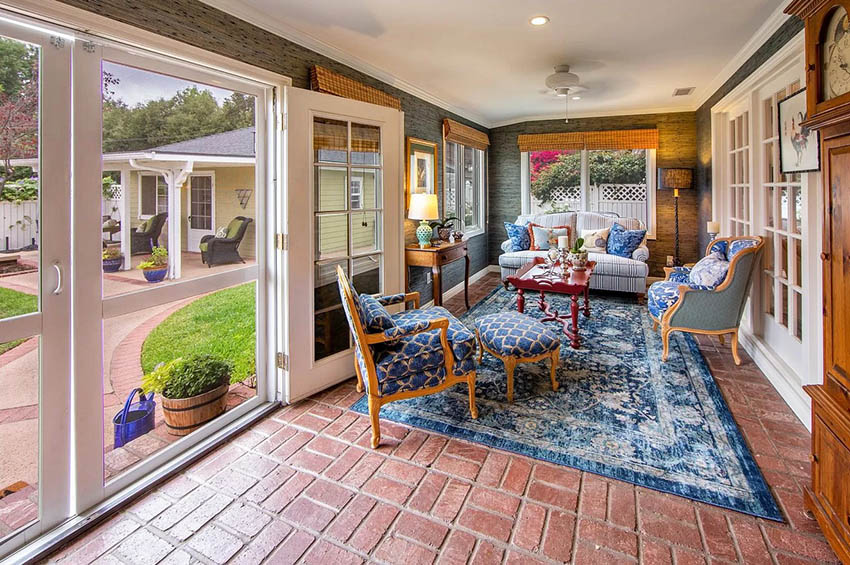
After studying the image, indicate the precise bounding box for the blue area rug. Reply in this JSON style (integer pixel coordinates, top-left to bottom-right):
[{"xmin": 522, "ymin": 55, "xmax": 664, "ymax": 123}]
[{"xmin": 352, "ymin": 287, "xmax": 782, "ymax": 521}]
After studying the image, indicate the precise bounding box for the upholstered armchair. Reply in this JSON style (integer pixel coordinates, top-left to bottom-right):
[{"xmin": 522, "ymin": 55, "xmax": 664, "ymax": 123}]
[
  {"xmin": 336, "ymin": 266, "xmax": 478, "ymax": 448},
  {"xmin": 648, "ymin": 236, "xmax": 764, "ymax": 365},
  {"xmin": 200, "ymin": 216, "xmax": 253, "ymax": 267},
  {"xmin": 131, "ymin": 213, "xmax": 167, "ymax": 256}
]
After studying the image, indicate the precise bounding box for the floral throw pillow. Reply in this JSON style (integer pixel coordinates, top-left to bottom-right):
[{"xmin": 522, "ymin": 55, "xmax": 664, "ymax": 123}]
[
  {"xmin": 528, "ymin": 224, "xmax": 570, "ymax": 250},
  {"xmin": 606, "ymin": 222, "xmax": 647, "ymax": 258},
  {"xmin": 504, "ymin": 222, "xmax": 531, "ymax": 252},
  {"xmin": 688, "ymin": 251, "xmax": 729, "ymax": 288},
  {"xmin": 581, "ymin": 227, "xmax": 609, "ymax": 253}
]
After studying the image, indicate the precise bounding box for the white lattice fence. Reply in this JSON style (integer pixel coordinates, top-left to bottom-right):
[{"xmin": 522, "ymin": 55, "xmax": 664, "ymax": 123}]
[
  {"xmin": 531, "ymin": 185, "xmax": 581, "ymax": 214},
  {"xmin": 590, "ymin": 184, "xmax": 647, "ymax": 224},
  {"xmin": 1, "ymin": 200, "xmax": 38, "ymax": 251}
]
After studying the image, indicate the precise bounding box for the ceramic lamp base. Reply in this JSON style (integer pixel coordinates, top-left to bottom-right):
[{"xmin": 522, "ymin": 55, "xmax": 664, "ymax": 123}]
[{"xmin": 416, "ymin": 221, "xmax": 433, "ymax": 248}]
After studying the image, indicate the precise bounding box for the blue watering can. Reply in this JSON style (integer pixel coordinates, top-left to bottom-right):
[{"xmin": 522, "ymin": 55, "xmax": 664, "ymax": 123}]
[{"xmin": 113, "ymin": 388, "xmax": 156, "ymax": 448}]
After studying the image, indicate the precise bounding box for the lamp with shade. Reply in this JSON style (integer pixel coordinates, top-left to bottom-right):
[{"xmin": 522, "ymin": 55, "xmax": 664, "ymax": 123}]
[
  {"xmin": 658, "ymin": 168, "xmax": 693, "ymax": 266},
  {"xmin": 408, "ymin": 193, "xmax": 439, "ymax": 248},
  {"xmin": 707, "ymin": 221, "xmax": 720, "ymax": 241}
]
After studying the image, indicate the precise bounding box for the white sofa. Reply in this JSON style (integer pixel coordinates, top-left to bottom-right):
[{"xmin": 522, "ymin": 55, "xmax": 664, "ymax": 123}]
[{"xmin": 499, "ymin": 211, "xmax": 649, "ymax": 295}]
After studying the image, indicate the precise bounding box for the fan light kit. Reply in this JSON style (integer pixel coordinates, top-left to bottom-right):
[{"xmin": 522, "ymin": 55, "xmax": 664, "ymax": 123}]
[{"xmin": 545, "ymin": 65, "xmax": 587, "ymax": 123}]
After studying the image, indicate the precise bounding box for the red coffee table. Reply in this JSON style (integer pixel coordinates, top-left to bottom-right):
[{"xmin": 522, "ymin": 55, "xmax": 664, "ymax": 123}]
[{"xmin": 506, "ymin": 257, "xmax": 595, "ymax": 349}]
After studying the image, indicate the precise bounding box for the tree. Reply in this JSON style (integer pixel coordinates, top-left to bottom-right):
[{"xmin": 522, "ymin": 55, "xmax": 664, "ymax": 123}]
[
  {"xmin": 530, "ymin": 149, "xmax": 647, "ymax": 205},
  {"xmin": 531, "ymin": 152, "xmax": 581, "ymax": 204},
  {"xmin": 0, "ymin": 42, "xmax": 37, "ymax": 195},
  {"xmin": 0, "ymin": 38, "xmax": 36, "ymax": 96}
]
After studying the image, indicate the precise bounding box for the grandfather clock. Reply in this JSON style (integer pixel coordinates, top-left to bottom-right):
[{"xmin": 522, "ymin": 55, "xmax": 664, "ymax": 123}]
[{"xmin": 786, "ymin": 2, "xmax": 850, "ymax": 562}]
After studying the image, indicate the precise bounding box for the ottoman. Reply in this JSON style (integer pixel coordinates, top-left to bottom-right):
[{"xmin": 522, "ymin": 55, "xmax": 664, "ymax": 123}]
[{"xmin": 474, "ymin": 312, "xmax": 560, "ymax": 402}]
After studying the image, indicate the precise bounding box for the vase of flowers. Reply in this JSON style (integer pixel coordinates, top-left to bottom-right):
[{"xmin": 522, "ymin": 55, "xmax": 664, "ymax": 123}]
[{"xmin": 566, "ymin": 237, "xmax": 588, "ymax": 271}]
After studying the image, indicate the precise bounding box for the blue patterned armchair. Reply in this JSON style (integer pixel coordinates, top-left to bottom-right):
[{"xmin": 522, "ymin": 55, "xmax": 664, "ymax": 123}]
[
  {"xmin": 336, "ymin": 266, "xmax": 478, "ymax": 448},
  {"xmin": 648, "ymin": 236, "xmax": 764, "ymax": 365}
]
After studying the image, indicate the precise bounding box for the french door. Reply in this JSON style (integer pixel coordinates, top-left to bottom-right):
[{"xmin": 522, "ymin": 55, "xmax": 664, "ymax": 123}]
[
  {"xmin": 285, "ymin": 87, "xmax": 403, "ymax": 402},
  {"xmin": 188, "ymin": 173, "xmax": 215, "ymax": 250}
]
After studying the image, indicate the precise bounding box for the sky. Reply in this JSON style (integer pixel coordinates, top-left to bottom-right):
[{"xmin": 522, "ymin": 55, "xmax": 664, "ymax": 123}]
[{"xmin": 103, "ymin": 60, "xmax": 236, "ymax": 107}]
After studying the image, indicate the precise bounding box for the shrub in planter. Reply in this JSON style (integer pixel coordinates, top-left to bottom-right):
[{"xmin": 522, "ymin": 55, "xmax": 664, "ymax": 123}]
[
  {"xmin": 142, "ymin": 354, "xmax": 233, "ymax": 436},
  {"xmin": 138, "ymin": 246, "xmax": 168, "ymax": 282},
  {"xmin": 102, "ymin": 247, "xmax": 123, "ymax": 272}
]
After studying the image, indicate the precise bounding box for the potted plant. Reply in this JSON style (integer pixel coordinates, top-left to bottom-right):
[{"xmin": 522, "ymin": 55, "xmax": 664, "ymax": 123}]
[
  {"xmin": 142, "ymin": 354, "xmax": 232, "ymax": 436},
  {"xmin": 138, "ymin": 246, "xmax": 168, "ymax": 282},
  {"xmin": 428, "ymin": 216, "xmax": 459, "ymax": 241},
  {"xmin": 102, "ymin": 246, "xmax": 123, "ymax": 272},
  {"xmin": 566, "ymin": 237, "xmax": 588, "ymax": 271}
]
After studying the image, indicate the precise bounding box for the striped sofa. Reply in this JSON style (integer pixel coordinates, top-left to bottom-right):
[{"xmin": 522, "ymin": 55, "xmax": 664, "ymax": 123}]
[{"xmin": 499, "ymin": 212, "xmax": 649, "ymax": 295}]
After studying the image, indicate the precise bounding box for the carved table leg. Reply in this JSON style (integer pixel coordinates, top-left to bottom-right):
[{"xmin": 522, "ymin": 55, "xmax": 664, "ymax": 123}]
[
  {"xmin": 583, "ymin": 286, "xmax": 591, "ymax": 317},
  {"xmin": 517, "ymin": 289, "xmax": 525, "ymax": 313},
  {"xmin": 570, "ymin": 294, "xmax": 581, "ymax": 349}
]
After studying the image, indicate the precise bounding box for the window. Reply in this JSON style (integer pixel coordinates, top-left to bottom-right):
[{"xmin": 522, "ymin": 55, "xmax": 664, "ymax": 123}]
[
  {"xmin": 350, "ymin": 177, "xmax": 363, "ymax": 210},
  {"xmin": 522, "ymin": 148, "xmax": 656, "ymax": 237},
  {"xmin": 139, "ymin": 173, "xmax": 167, "ymax": 218},
  {"xmin": 444, "ymin": 141, "xmax": 485, "ymax": 235}
]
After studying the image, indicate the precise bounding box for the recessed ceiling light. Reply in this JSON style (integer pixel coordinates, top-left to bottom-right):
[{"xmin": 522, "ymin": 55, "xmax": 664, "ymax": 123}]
[
  {"xmin": 571, "ymin": 95, "xmax": 581, "ymax": 100},
  {"xmin": 529, "ymin": 15, "xmax": 549, "ymax": 26}
]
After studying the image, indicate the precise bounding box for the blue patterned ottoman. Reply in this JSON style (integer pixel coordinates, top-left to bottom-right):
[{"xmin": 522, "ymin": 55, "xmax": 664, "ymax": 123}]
[{"xmin": 474, "ymin": 312, "xmax": 560, "ymax": 402}]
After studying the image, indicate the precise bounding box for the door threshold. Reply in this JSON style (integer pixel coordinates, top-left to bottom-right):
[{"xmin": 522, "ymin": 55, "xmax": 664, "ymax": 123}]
[{"xmin": 3, "ymin": 401, "xmax": 280, "ymax": 565}]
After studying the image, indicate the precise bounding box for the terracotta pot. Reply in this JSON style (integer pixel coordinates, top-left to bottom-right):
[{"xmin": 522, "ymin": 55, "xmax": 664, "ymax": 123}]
[{"xmin": 161, "ymin": 383, "xmax": 228, "ymax": 436}]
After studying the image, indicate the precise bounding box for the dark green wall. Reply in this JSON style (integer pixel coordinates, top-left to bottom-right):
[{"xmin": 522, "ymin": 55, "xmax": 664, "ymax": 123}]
[{"xmin": 58, "ymin": 0, "xmax": 490, "ymax": 299}]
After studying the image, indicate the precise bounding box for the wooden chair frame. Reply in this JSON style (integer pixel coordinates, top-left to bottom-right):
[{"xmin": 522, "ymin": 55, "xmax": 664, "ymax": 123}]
[
  {"xmin": 650, "ymin": 236, "xmax": 764, "ymax": 365},
  {"xmin": 336, "ymin": 266, "xmax": 477, "ymax": 448}
]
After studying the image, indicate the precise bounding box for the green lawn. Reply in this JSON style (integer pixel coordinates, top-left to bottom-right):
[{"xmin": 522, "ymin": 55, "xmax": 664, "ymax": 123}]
[
  {"xmin": 0, "ymin": 287, "xmax": 38, "ymax": 355},
  {"xmin": 141, "ymin": 282, "xmax": 256, "ymax": 383}
]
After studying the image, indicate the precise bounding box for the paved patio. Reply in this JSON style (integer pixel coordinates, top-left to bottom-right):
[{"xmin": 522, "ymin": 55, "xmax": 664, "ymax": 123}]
[{"xmin": 43, "ymin": 274, "xmax": 837, "ymax": 565}]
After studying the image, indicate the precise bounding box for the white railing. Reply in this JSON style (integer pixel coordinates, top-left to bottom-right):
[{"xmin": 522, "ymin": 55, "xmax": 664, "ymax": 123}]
[
  {"xmin": 1, "ymin": 200, "xmax": 38, "ymax": 251},
  {"xmin": 531, "ymin": 183, "xmax": 648, "ymax": 225}
]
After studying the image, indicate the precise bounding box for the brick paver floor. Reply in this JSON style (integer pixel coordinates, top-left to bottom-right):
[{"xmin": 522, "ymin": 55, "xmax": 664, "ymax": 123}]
[{"xmin": 44, "ymin": 273, "xmax": 837, "ymax": 564}]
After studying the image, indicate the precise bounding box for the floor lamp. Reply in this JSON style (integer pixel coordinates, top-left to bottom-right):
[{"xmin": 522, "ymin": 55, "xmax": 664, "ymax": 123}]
[{"xmin": 658, "ymin": 168, "xmax": 693, "ymax": 267}]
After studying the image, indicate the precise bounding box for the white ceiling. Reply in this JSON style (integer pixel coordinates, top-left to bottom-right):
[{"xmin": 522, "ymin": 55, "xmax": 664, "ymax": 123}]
[{"xmin": 202, "ymin": 0, "xmax": 789, "ymax": 127}]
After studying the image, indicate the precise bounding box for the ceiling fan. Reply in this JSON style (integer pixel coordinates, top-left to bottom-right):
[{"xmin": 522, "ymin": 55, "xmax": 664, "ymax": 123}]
[{"xmin": 545, "ymin": 65, "xmax": 587, "ymax": 123}]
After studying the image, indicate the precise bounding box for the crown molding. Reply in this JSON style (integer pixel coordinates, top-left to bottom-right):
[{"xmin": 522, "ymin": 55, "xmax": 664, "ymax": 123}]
[
  {"xmin": 693, "ymin": 0, "xmax": 796, "ymax": 109},
  {"xmin": 488, "ymin": 104, "xmax": 696, "ymax": 129},
  {"xmin": 198, "ymin": 0, "xmax": 492, "ymax": 128}
]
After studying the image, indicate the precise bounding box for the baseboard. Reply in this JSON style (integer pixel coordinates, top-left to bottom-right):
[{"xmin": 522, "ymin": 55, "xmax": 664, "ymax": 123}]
[
  {"xmin": 739, "ymin": 330, "xmax": 811, "ymax": 431},
  {"xmin": 421, "ymin": 265, "xmax": 499, "ymax": 308}
]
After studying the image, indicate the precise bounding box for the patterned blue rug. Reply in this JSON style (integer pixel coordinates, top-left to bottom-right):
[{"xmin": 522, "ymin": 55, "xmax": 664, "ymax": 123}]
[{"xmin": 352, "ymin": 287, "xmax": 782, "ymax": 520}]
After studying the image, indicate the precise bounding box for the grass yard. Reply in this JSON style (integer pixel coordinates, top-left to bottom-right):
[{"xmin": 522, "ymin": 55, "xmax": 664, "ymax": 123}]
[
  {"xmin": 141, "ymin": 282, "xmax": 256, "ymax": 383},
  {"xmin": 0, "ymin": 287, "xmax": 38, "ymax": 355}
]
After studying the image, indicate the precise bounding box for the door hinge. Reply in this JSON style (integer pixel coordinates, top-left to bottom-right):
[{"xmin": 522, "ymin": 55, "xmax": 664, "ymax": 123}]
[
  {"xmin": 275, "ymin": 233, "xmax": 288, "ymax": 250},
  {"xmin": 276, "ymin": 352, "xmax": 289, "ymax": 371}
]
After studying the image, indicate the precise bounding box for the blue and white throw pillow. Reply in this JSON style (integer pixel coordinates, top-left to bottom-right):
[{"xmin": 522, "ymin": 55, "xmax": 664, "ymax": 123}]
[
  {"xmin": 606, "ymin": 222, "xmax": 646, "ymax": 258},
  {"xmin": 358, "ymin": 293, "xmax": 396, "ymax": 333},
  {"xmin": 688, "ymin": 251, "xmax": 729, "ymax": 288},
  {"xmin": 504, "ymin": 222, "xmax": 531, "ymax": 252}
]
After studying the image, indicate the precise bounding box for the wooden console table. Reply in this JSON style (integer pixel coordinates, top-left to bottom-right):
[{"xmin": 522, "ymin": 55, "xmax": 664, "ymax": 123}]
[{"xmin": 405, "ymin": 240, "xmax": 469, "ymax": 309}]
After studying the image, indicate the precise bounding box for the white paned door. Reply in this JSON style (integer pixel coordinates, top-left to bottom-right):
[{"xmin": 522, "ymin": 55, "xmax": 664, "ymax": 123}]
[{"xmin": 285, "ymin": 87, "xmax": 403, "ymax": 402}]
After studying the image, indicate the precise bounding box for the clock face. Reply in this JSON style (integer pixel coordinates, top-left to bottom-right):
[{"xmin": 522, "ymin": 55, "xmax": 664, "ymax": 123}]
[{"xmin": 823, "ymin": 6, "xmax": 850, "ymax": 101}]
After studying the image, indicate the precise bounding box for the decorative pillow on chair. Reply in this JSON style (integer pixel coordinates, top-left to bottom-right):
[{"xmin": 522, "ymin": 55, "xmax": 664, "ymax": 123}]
[
  {"xmin": 581, "ymin": 228, "xmax": 610, "ymax": 253},
  {"xmin": 528, "ymin": 224, "xmax": 570, "ymax": 250},
  {"xmin": 215, "ymin": 226, "xmax": 228, "ymax": 238},
  {"xmin": 606, "ymin": 222, "xmax": 647, "ymax": 258},
  {"xmin": 504, "ymin": 222, "xmax": 531, "ymax": 252},
  {"xmin": 358, "ymin": 293, "xmax": 396, "ymax": 333},
  {"xmin": 688, "ymin": 251, "xmax": 729, "ymax": 288}
]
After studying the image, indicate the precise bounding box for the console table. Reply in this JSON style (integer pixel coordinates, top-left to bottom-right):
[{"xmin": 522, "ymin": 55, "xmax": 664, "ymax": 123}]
[{"xmin": 405, "ymin": 240, "xmax": 469, "ymax": 309}]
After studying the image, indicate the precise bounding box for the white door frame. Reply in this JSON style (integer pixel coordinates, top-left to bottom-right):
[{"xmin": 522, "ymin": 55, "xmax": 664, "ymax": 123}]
[
  {"xmin": 187, "ymin": 171, "xmax": 216, "ymax": 250},
  {"xmin": 285, "ymin": 87, "xmax": 404, "ymax": 403}
]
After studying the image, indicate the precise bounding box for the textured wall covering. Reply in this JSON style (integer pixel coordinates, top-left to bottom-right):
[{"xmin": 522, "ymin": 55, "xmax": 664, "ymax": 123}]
[
  {"xmin": 57, "ymin": 0, "xmax": 490, "ymax": 299},
  {"xmin": 694, "ymin": 17, "xmax": 804, "ymax": 253},
  {"xmin": 489, "ymin": 113, "xmax": 698, "ymax": 276}
]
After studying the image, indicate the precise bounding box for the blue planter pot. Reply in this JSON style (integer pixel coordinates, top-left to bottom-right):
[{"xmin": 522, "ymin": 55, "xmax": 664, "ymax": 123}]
[
  {"xmin": 102, "ymin": 257, "xmax": 123, "ymax": 272},
  {"xmin": 142, "ymin": 267, "xmax": 167, "ymax": 282}
]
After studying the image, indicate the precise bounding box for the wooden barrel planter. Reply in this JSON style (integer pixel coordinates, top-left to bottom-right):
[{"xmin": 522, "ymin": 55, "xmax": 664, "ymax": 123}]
[{"xmin": 161, "ymin": 383, "xmax": 228, "ymax": 436}]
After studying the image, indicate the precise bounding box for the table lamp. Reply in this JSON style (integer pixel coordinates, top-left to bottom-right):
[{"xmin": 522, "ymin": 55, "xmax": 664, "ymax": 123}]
[
  {"xmin": 658, "ymin": 168, "xmax": 693, "ymax": 266},
  {"xmin": 409, "ymin": 193, "xmax": 439, "ymax": 248}
]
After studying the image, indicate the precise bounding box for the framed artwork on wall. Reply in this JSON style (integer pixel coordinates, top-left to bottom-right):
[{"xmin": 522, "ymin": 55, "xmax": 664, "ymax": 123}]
[
  {"xmin": 405, "ymin": 137, "xmax": 438, "ymax": 210},
  {"xmin": 778, "ymin": 88, "xmax": 820, "ymax": 174}
]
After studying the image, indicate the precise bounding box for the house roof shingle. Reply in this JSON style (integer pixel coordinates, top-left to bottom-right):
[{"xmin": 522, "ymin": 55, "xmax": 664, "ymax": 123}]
[{"xmin": 146, "ymin": 126, "xmax": 256, "ymax": 157}]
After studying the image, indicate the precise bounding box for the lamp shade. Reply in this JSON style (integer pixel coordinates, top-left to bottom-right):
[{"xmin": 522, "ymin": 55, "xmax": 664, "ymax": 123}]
[
  {"xmin": 658, "ymin": 168, "xmax": 693, "ymax": 190},
  {"xmin": 408, "ymin": 193, "xmax": 439, "ymax": 221}
]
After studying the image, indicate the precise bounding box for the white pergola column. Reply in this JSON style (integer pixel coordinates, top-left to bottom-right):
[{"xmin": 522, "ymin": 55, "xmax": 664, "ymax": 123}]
[
  {"xmin": 168, "ymin": 163, "xmax": 193, "ymax": 280},
  {"xmin": 119, "ymin": 166, "xmax": 131, "ymax": 269}
]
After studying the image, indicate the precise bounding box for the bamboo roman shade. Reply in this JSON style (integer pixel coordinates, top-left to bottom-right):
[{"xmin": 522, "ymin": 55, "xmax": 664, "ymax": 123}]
[
  {"xmin": 310, "ymin": 65, "xmax": 401, "ymax": 111},
  {"xmin": 312, "ymin": 118, "xmax": 381, "ymax": 153},
  {"xmin": 517, "ymin": 129, "xmax": 659, "ymax": 152},
  {"xmin": 443, "ymin": 119, "xmax": 490, "ymax": 151}
]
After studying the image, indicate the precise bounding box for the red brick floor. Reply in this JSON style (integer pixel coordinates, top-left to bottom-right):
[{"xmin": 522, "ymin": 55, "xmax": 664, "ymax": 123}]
[{"xmin": 45, "ymin": 273, "xmax": 838, "ymax": 564}]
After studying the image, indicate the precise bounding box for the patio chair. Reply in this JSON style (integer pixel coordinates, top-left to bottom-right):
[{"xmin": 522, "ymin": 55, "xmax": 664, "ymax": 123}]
[
  {"xmin": 200, "ymin": 216, "xmax": 253, "ymax": 267},
  {"xmin": 131, "ymin": 213, "xmax": 167, "ymax": 256},
  {"xmin": 336, "ymin": 265, "xmax": 478, "ymax": 448},
  {"xmin": 648, "ymin": 236, "xmax": 764, "ymax": 365}
]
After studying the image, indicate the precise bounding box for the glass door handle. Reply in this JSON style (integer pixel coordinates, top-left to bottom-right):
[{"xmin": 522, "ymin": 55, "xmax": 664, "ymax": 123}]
[{"xmin": 52, "ymin": 262, "xmax": 63, "ymax": 295}]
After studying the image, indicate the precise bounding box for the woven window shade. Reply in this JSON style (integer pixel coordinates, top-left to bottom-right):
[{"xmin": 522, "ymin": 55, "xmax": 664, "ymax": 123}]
[
  {"xmin": 310, "ymin": 65, "xmax": 401, "ymax": 111},
  {"xmin": 517, "ymin": 129, "xmax": 659, "ymax": 152},
  {"xmin": 443, "ymin": 119, "xmax": 489, "ymax": 151},
  {"xmin": 313, "ymin": 118, "xmax": 348, "ymax": 153}
]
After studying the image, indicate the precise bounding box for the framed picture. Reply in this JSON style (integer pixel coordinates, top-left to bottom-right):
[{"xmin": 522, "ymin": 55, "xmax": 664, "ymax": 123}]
[
  {"xmin": 405, "ymin": 137, "xmax": 437, "ymax": 210},
  {"xmin": 778, "ymin": 88, "xmax": 820, "ymax": 173}
]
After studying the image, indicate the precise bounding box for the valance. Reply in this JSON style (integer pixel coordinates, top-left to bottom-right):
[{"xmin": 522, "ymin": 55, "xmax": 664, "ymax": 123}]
[
  {"xmin": 310, "ymin": 65, "xmax": 401, "ymax": 111},
  {"xmin": 517, "ymin": 129, "xmax": 659, "ymax": 152},
  {"xmin": 443, "ymin": 118, "xmax": 490, "ymax": 151}
]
